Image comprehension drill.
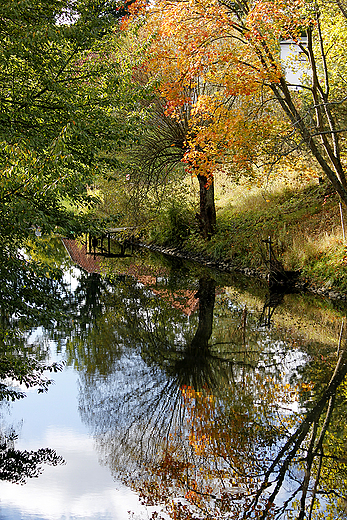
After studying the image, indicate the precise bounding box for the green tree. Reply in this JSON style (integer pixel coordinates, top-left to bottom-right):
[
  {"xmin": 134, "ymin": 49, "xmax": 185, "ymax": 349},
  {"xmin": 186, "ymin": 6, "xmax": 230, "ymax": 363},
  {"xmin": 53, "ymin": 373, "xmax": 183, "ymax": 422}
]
[{"xmin": 0, "ymin": 0, "xmax": 140, "ymax": 246}]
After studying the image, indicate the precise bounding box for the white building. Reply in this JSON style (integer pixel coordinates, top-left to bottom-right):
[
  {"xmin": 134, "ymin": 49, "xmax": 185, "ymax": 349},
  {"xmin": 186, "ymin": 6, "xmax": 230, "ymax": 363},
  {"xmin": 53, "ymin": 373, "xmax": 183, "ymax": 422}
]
[{"xmin": 280, "ymin": 37, "xmax": 310, "ymax": 89}]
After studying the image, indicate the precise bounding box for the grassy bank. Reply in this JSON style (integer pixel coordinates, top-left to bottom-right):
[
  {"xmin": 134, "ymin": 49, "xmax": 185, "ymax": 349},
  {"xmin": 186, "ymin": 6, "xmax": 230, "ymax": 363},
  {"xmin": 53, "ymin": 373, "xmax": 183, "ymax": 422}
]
[
  {"xmin": 149, "ymin": 175, "xmax": 347, "ymax": 294},
  {"xmin": 93, "ymin": 170, "xmax": 347, "ymax": 294}
]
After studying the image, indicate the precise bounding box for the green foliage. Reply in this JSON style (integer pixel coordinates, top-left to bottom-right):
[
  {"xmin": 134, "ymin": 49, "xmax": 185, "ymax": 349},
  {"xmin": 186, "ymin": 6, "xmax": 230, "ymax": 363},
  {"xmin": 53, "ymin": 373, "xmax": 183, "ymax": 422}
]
[
  {"xmin": 0, "ymin": 248, "xmax": 69, "ymax": 400},
  {"xmin": 148, "ymin": 197, "xmax": 195, "ymax": 246},
  {"xmin": 0, "ymin": 0, "xmax": 144, "ymax": 246}
]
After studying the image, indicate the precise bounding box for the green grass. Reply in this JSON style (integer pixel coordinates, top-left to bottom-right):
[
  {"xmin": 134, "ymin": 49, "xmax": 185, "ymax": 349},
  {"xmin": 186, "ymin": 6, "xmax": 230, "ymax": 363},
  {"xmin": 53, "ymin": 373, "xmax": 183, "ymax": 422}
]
[{"xmin": 91, "ymin": 169, "xmax": 347, "ymax": 292}]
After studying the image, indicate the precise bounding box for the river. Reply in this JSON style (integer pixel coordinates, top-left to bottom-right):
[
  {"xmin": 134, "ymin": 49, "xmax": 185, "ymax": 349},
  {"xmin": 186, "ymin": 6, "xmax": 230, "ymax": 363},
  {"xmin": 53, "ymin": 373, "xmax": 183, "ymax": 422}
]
[{"xmin": 1, "ymin": 238, "xmax": 347, "ymax": 520}]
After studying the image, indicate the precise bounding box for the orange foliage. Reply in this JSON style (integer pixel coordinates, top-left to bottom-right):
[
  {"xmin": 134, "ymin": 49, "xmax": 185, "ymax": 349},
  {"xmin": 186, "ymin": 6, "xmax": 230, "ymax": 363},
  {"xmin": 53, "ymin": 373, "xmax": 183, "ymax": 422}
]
[
  {"xmin": 122, "ymin": 0, "xmax": 311, "ymax": 179},
  {"xmin": 126, "ymin": 379, "xmax": 297, "ymax": 519}
]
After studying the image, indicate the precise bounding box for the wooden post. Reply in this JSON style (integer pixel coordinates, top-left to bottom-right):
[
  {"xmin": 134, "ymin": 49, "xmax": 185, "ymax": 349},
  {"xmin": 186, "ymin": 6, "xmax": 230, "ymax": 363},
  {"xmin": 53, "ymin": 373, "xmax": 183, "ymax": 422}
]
[
  {"xmin": 339, "ymin": 202, "xmax": 346, "ymax": 243},
  {"xmin": 337, "ymin": 319, "xmax": 344, "ymax": 356}
]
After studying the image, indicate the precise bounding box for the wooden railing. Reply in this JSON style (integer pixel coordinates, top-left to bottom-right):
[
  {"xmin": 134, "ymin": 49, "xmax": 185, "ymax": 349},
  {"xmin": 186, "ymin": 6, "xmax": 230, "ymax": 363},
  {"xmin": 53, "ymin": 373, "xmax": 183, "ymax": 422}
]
[{"xmin": 86, "ymin": 227, "xmax": 137, "ymax": 257}]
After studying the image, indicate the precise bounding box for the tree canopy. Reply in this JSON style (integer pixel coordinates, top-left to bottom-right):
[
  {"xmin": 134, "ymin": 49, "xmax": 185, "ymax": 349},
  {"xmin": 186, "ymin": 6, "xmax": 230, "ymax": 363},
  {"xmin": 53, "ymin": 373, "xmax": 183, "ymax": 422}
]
[
  {"xmin": 122, "ymin": 0, "xmax": 347, "ymax": 214},
  {"xmin": 0, "ymin": 0, "xmax": 142, "ymax": 247}
]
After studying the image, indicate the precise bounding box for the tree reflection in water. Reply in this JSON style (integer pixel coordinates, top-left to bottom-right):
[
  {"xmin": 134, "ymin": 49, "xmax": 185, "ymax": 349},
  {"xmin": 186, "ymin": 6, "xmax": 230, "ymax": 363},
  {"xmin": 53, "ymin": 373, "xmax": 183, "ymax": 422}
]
[
  {"xmin": 0, "ymin": 429, "xmax": 65, "ymax": 485},
  {"xmin": 0, "ymin": 251, "xmax": 68, "ymax": 483},
  {"xmin": 68, "ymin": 263, "xmax": 347, "ymax": 519}
]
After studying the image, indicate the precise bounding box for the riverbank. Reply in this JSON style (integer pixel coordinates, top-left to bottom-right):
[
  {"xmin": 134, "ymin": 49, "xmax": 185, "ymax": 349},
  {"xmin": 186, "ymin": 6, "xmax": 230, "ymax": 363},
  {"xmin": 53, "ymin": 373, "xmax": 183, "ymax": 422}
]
[
  {"xmin": 139, "ymin": 177, "xmax": 347, "ymax": 301},
  {"xmin": 92, "ymin": 170, "xmax": 347, "ymax": 300},
  {"xmin": 141, "ymin": 241, "xmax": 347, "ymax": 301}
]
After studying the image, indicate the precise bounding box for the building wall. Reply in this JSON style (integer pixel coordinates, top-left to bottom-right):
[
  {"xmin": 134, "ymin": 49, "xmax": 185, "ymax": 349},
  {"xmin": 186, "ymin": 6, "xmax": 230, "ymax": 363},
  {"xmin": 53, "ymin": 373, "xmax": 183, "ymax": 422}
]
[{"xmin": 280, "ymin": 37, "xmax": 310, "ymax": 88}]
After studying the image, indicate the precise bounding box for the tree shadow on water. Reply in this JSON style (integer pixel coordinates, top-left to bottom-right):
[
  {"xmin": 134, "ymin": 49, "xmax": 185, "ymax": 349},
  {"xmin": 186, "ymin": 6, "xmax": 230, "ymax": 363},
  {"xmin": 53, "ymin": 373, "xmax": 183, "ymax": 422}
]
[{"xmin": 0, "ymin": 254, "xmax": 68, "ymax": 485}]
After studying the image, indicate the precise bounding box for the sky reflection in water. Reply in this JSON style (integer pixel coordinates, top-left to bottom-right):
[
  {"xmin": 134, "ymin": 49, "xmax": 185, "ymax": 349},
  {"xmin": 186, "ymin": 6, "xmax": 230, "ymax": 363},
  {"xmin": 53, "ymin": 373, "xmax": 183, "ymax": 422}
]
[
  {"xmin": 0, "ymin": 365, "xmax": 148, "ymax": 520},
  {"xmin": 1, "ymin": 242, "xmax": 347, "ymax": 520}
]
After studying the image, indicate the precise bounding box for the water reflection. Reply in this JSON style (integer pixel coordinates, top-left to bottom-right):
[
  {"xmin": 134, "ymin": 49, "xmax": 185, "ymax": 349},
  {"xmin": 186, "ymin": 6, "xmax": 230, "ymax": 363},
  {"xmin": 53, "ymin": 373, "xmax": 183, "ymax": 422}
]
[
  {"xmin": 259, "ymin": 289, "xmax": 285, "ymax": 327},
  {"xmin": 0, "ymin": 250, "xmax": 68, "ymax": 485},
  {"xmin": 0, "ymin": 428, "xmax": 64, "ymax": 485},
  {"xmin": 63, "ymin": 250, "xmax": 347, "ymax": 519},
  {"xmin": 0, "ymin": 239, "xmax": 146, "ymax": 518},
  {"xmin": 2, "ymin": 239, "xmax": 347, "ymax": 519}
]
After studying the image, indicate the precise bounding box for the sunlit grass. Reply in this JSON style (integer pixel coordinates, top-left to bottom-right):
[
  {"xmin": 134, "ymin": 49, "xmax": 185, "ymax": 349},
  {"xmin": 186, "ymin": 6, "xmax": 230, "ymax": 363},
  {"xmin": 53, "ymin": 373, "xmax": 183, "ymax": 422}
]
[{"xmin": 90, "ymin": 165, "xmax": 347, "ymax": 291}]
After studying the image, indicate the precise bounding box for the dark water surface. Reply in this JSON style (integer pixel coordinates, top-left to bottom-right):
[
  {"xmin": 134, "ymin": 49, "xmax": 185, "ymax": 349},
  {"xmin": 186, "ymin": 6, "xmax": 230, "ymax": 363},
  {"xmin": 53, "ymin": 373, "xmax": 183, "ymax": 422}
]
[{"xmin": 1, "ymin": 239, "xmax": 347, "ymax": 520}]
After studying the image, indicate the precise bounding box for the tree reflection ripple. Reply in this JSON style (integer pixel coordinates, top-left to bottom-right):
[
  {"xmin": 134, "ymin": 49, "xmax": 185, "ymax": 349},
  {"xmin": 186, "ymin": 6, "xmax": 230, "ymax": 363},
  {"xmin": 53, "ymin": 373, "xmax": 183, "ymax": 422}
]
[{"xmin": 66, "ymin": 255, "xmax": 347, "ymax": 520}]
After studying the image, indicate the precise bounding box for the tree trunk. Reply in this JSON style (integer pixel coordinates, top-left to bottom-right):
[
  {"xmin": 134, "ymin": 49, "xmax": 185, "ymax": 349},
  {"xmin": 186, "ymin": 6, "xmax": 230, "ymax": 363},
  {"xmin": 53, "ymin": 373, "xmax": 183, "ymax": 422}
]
[
  {"xmin": 190, "ymin": 276, "xmax": 216, "ymax": 350},
  {"xmin": 174, "ymin": 276, "xmax": 216, "ymax": 390},
  {"xmin": 197, "ymin": 174, "xmax": 216, "ymax": 239},
  {"xmin": 268, "ymin": 28, "xmax": 347, "ymax": 208}
]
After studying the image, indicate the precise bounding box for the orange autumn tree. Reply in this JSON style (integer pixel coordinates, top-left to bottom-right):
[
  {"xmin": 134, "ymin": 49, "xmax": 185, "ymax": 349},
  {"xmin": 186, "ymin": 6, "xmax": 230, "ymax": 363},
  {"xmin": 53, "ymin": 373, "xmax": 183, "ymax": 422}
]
[
  {"xmin": 122, "ymin": 0, "xmax": 289, "ymax": 238},
  {"xmin": 128, "ymin": 379, "xmax": 294, "ymax": 519},
  {"xmin": 124, "ymin": 0, "xmax": 347, "ymax": 218}
]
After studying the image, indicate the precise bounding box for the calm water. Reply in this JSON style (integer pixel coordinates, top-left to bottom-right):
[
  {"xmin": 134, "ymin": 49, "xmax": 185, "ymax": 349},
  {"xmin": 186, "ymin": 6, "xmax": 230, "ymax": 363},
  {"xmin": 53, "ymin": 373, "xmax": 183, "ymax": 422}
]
[{"xmin": 1, "ymin": 239, "xmax": 347, "ymax": 520}]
